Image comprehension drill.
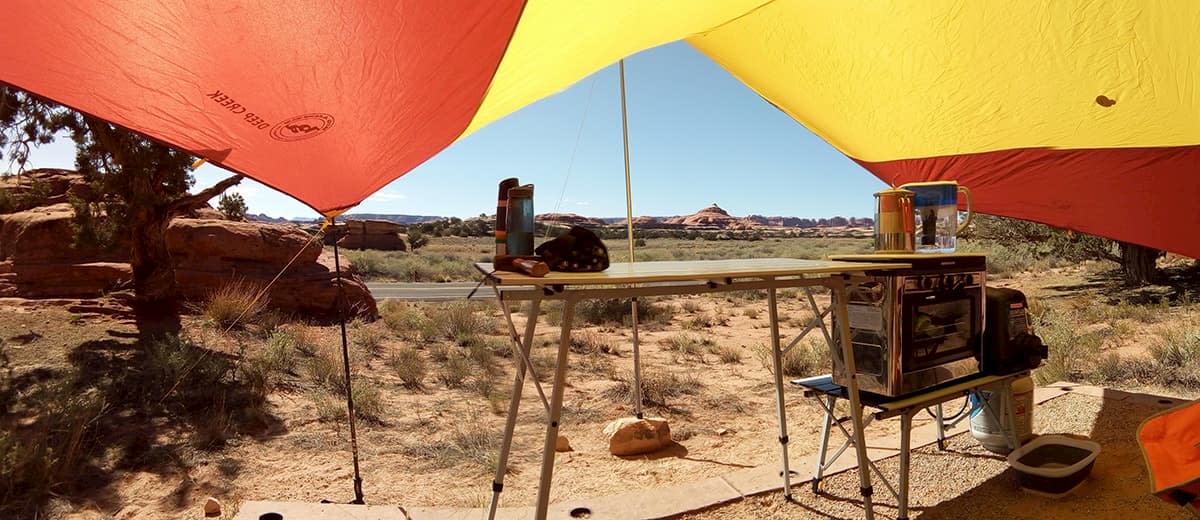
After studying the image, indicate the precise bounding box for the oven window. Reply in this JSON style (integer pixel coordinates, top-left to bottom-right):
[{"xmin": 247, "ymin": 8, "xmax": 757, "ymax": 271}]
[{"xmin": 906, "ymin": 298, "xmax": 975, "ymax": 370}]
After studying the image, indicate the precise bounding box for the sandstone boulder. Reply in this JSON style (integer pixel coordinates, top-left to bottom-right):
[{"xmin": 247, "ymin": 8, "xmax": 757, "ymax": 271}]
[
  {"xmin": 603, "ymin": 417, "xmax": 672, "ymax": 456},
  {"xmin": 0, "ymin": 208, "xmax": 375, "ymax": 320},
  {"xmin": 332, "ymin": 219, "xmax": 408, "ymax": 251}
]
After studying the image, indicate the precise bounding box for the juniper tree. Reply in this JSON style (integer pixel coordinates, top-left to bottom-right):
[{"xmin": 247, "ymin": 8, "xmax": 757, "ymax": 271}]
[{"xmin": 1, "ymin": 84, "xmax": 242, "ymax": 304}]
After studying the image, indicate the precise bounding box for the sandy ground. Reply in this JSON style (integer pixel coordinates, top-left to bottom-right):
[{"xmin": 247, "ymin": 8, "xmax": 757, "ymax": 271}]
[
  {"xmin": 675, "ymin": 391, "xmax": 1191, "ymax": 519},
  {"xmin": 2, "ymin": 264, "xmax": 1198, "ymax": 519}
]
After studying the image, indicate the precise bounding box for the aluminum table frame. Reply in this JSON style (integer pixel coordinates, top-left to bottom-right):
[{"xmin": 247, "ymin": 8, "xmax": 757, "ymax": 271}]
[{"xmin": 475, "ymin": 259, "xmax": 908, "ymax": 520}]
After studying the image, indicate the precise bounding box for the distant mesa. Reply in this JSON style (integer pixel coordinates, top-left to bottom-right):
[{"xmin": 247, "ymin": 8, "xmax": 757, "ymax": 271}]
[
  {"xmin": 237, "ymin": 203, "xmax": 873, "ymax": 232},
  {"xmin": 536, "ymin": 212, "xmax": 608, "ymax": 227}
]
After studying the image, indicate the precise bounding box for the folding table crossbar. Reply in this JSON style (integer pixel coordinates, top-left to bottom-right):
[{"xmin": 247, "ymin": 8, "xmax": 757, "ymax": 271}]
[{"xmin": 793, "ymin": 371, "xmax": 1029, "ymax": 520}]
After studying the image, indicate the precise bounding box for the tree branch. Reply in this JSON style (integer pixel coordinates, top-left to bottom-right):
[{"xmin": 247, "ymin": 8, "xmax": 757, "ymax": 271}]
[
  {"xmin": 82, "ymin": 115, "xmax": 126, "ymax": 167},
  {"xmin": 167, "ymin": 174, "xmax": 243, "ymax": 216}
]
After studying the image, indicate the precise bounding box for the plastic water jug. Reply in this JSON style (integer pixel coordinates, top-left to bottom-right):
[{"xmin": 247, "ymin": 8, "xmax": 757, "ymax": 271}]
[
  {"xmin": 505, "ymin": 184, "xmax": 535, "ymax": 256},
  {"xmin": 873, "ymin": 187, "xmax": 915, "ymax": 253},
  {"xmin": 901, "ymin": 181, "xmax": 973, "ymax": 253}
]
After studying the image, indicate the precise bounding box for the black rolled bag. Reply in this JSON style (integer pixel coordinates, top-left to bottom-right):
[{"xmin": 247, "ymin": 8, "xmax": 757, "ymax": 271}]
[{"xmin": 535, "ymin": 226, "xmax": 609, "ymax": 272}]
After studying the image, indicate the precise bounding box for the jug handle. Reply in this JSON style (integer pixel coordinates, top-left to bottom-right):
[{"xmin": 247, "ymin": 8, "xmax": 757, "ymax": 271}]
[{"xmin": 957, "ymin": 185, "xmax": 974, "ymax": 233}]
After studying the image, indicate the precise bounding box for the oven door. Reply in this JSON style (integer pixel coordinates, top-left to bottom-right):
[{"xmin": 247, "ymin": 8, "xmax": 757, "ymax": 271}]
[{"xmin": 901, "ymin": 287, "xmax": 981, "ymax": 373}]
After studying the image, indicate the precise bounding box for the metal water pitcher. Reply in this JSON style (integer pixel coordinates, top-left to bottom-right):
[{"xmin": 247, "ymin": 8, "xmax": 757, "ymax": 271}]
[{"xmin": 874, "ymin": 187, "xmax": 915, "ymax": 253}]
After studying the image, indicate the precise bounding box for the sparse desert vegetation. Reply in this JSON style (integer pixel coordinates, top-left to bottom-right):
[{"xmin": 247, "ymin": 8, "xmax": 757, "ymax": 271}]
[{"xmin": 1, "ymin": 235, "xmax": 1198, "ymax": 518}]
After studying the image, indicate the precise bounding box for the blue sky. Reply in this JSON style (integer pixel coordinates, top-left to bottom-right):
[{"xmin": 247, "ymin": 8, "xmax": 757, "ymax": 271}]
[{"xmin": 21, "ymin": 42, "xmax": 886, "ymax": 220}]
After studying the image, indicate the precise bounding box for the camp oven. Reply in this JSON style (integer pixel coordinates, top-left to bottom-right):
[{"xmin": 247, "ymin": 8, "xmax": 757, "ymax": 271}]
[{"xmin": 829, "ymin": 254, "xmax": 985, "ymax": 397}]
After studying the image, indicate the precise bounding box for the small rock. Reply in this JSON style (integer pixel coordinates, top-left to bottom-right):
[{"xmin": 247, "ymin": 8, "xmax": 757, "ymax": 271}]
[
  {"xmin": 716, "ymin": 428, "xmax": 730, "ymax": 436},
  {"xmin": 603, "ymin": 417, "xmax": 671, "ymax": 456},
  {"xmin": 556, "ymin": 434, "xmax": 572, "ymax": 452},
  {"xmin": 203, "ymin": 497, "xmax": 221, "ymax": 516}
]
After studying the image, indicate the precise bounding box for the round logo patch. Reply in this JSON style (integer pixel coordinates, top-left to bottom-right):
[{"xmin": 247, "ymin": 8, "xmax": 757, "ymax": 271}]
[{"xmin": 270, "ymin": 113, "xmax": 335, "ymax": 142}]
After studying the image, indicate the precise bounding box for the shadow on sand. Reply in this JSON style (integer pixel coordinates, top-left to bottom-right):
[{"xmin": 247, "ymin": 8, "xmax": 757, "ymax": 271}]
[{"xmin": 0, "ymin": 320, "xmax": 287, "ymax": 517}]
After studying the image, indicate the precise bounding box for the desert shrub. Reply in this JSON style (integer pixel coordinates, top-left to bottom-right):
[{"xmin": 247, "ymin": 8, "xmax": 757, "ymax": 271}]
[
  {"xmin": 467, "ymin": 335, "xmax": 513, "ymax": 359},
  {"xmin": 711, "ymin": 343, "xmax": 744, "ymax": 364},
  {"xmin": 684, "ymin": 313, "xmax": 726, "ymax": 330},
  {"xmin": 1149, "ymin": 325, "xmax": 1200, "ymax": 388},
  {"xmin": 664, "ymin": 333, "xmax": 710, "ymax": 362},
  {"xmin": 1091, "ymin": 352, "xmax": 1126, "ymax": 384},
  {"xmin": 603, "ymin": 369, "xmax": 703, "ymax": 408},
  {"xmin": 389, "ymin": 346, "xmax": 427, "ymax": 389},
  {"xmin": 428, "ymin": 302, "xmax": 491, "ymax": 344},
  {"xmin": 350, "ymin": 321, "xmax": 388, "ymax": 358},
  {"xmin": 260, "ymin": 331, "xmax": 299, "ymax": 374},
  {"xmin": 310, "ymin": 380, "xmax": 384, "ymax": 424},
  {"xmin": 680, "ymin": 300, "xmax": 703, "ymax": 313},
  {"xmin": 276, "ymin": 323, "xmax": 319, "ymax": 356},
  {"xmin": 569, "ymin": 331, "xmax": 619, "ymax": 356},
  {"xmin": 306, "ymin": 347, "xmax": 346, "ymax": 393},
  {"xmin": 199, "ymin": 279, "xmax": 268, "ymax": 330},
  {"xmin": 743, "ymin": 308, "xmax": 760, "ymax": 319},
  {"xmin": 576, "ymin": 298, "xmax": 674, "ymax": 327},
  {"xmin": 0, "ymin": 378, "xmax": 106, "ymax": 511},
  {"xmin": 1032, "ymin": 308, "xmax": 1105, "ymax": 385},
  {"xmin": 466, "ymin": 339, "xmax": 498, "ymax": 374},
  {"xmin": 380, "ymin": 300, "xmax": 430, "ymax": 340},
  {"xmin": 438, "ymin": 353, "xmax": 472, "ymax": 389},
  {"xmin": 755, "ymin": 338, "xmax": 830, "ymax": 377}
]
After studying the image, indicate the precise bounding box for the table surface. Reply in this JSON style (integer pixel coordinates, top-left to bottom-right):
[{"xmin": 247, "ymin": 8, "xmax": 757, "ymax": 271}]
[{"xmin": 475, "ymin": 258, "xmax": 910, "ymax": 286}]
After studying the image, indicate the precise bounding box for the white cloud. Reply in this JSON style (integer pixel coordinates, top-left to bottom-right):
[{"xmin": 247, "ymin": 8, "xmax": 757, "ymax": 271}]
[
  {"xmin": 370, "ymin": 191, "xmax": 407, "ymax": 201},
  {"xmin": 574, "ymin": 201, "xmax": 591, "ymax": 207}
]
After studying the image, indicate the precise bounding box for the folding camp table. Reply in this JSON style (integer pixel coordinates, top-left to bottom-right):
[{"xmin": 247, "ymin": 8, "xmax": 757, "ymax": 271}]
[
  {"xmin": 793, "ymin": 371, "xmax": 1028, "ymax": 520},
  {"xmin": 475, "ymin": 258, "xmax": 909, "ymax": 520}
]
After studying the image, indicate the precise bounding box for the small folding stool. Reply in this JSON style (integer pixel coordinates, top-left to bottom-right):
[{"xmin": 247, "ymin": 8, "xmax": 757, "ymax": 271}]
[
  {"xmin": 793, "ymin": 373, "xmax": 1023, "ymax": 520},
  {"xmin": 1139, "ymin": 399, "xmax": 1200, "ymax": 516}
]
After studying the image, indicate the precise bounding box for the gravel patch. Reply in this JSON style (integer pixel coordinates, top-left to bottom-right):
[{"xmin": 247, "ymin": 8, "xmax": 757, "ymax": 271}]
[{"xmin": 671, "ymin": 393, "xmax": 1190, "ymax": 519}]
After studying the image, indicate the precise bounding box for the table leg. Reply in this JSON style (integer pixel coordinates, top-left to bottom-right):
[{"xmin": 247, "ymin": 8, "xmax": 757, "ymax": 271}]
[
  {"xmin": 832, "ymin": 279, "xmax": 875, "ymax": 520},
  {"xmin": 813, "ymin": 394, "xmax": 836, "ymax": 494},
  {"xmin": 766, "ymin": 287, "xmax": 794, "ymax": 499},
  {"xmin": 535, "ymin": 297, "xmax": 575, "ymax": 519},
  {"xmin": 488, "ymin": 298, "xmax": 541, "ymax": 520},
  {"xmin": 935, "ymin": 403, "xmax": 946, "ymax": 451},
  {"xmin": 899, "ymin": 412, "xmax": 913, "ymax": 520}
]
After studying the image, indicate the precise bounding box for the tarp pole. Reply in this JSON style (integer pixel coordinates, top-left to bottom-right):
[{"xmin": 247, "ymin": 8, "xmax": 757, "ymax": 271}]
[
  {"xmin": 619, "ymin": 59, "xmax": 644, "ymax": 419},
  {"xmin": 331, "ymin": 219, "xmax": 366, "ymax": 504}
]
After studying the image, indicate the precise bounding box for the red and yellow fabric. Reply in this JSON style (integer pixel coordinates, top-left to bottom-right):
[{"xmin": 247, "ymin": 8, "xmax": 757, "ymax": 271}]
[{"xmin": 1, "ymin": 1, "xmax": 1198, "ymax": 256}]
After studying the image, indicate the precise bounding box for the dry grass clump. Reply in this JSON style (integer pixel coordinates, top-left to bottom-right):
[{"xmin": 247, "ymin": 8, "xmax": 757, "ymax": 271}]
[
  {"xmin": 663, "ymin": 333, "xmax": 713, "ymax": 363},
  {"xmin": 569, "ymin": 330, "xmax": 619, "ymax": 356},
  {"xmin": 350, "ymin": 320, "xmax": 388, "ymax": 358},
  {"xmin": 0, "ymin": 377, "xmax": 106, "ymax": 512},
  {"xmin": 311, "ymin": 379, "xmax": 385, "ymax": 425},
  {"xmin": 1147, "ymin": 324, "xmax": 1200, "ymax": 388},
  {"xmin": 437, "ymin": 352, "xmax": 472, "ymax": 389},
  {"xmin": 575, "ymin": 298, "xmax": 675, "ymax": 327},
  {"xmin": 379, "ymin": 300, "xmax": 431, "ymax": 341},
  {"xmin": 684, "ymin": 313, "xmax": 727, "ymax": 330},
  {"xmin": 305, "ymin": 346, "xmax": 348, "ymax": 393},
  {"xmin": 711, "ymin": 343, "xmax": 744, "ymax": 364},
  {"xmin": 743, "ymin": 308, "xmax": 760, "ymax": 319},
  {"xmin": 388, "ymin": 345, "xmax": 427, "ymax": 389},
  {"xmin": 754, "ymin": 338, "xmax": 830, "ymax": 378},
  {"xmin": 427, "ymin": 302, "xmax": 493, "ymax": 345},
  {"xmin": 199, "ymin": 279, "xmax": 268, "ymax": 329},
  {"xmin": 403, "ymin": 425, "xmax": 500, "ymax": 472},
  {"xmin": 603, "ymin": 369, "xmax": 703, "ymax": 409}
]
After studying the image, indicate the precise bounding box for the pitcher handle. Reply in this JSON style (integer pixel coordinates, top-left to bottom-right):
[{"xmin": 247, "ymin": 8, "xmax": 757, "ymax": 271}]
[{"xmin": 957, "ymin": 185, "xmax": 974, "ymax": 233}]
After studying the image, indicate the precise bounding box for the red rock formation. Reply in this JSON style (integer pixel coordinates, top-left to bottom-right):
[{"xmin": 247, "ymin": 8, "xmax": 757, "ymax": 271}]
[
  {"xmin": 331, "ymin": 219, "xmax": 408, "ymax": 251},
  {"xmin": 0, "ymin": 170, "xmax": 376, "ymax": 320},
  {"xmin": 537, "ymin": 212, "xmax": 608, "ymax": 227}
]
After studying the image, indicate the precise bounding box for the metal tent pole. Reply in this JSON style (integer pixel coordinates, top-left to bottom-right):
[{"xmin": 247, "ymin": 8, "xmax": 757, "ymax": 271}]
[
  {"xmin": 331, "ymin": 219, "xmax": 365, "ymax": 504},
  {"xmin": 619, "ymin": 59, "xmax": 644, "ymax": 419}
]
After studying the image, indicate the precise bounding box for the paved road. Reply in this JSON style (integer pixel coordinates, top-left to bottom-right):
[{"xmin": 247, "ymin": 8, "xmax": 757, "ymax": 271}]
[{"xmin": 367, "ymin": 282, "xmax": 493, "ymax": 301}]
